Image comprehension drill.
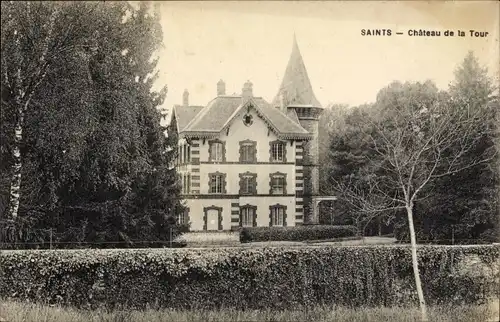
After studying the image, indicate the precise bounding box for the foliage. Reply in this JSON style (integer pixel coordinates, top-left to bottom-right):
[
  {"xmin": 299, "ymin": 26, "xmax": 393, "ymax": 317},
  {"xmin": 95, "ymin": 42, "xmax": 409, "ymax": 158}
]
[
  {"xmin": 0, "ymin": 245, "xmax": 498, "ymax": 310},
  {"xmin": 408, "ymin": 52, "xmax": 499, "ymax": 244},
  {"xmin": 239, "ymin": 225, "xmax": 357, "ymax": 243},
  {"xmin": 323, "ymin": 52, "xmax": 498, "ymax": 244},
  {"xmin": 0, "ymin": 2, "xmax": 186, "ymax": 248}
]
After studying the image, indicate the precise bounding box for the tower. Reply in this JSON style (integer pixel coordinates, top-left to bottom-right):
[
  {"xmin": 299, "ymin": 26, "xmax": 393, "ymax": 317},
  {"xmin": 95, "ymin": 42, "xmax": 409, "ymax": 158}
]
[{"xmin": 272, "ymin": 35, "xmax": 323, "ymax": 224}]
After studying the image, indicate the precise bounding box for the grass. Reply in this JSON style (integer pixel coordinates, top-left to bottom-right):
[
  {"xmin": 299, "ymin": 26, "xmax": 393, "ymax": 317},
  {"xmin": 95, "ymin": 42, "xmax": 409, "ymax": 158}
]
[
  {"xmin": 174, "ymin": 231, "xmax": 397, "ymax": 248},
  {"xmin": 174, "ymin": 231, "xmax": 240, "ymax": 246},
  {"xmin": 0, "ymin": 300, "xmax": 496, "ymax": 322}
]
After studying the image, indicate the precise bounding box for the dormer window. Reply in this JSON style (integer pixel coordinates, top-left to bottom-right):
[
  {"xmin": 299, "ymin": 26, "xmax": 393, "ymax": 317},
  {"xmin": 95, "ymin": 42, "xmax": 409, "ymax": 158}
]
[
  {"xmin": 269, "ymin": 140, "xmax": 286, "ymax": 163},
  {"xmin": 209, "ymin": 140, "xmax": 226, "ymax": 162}
]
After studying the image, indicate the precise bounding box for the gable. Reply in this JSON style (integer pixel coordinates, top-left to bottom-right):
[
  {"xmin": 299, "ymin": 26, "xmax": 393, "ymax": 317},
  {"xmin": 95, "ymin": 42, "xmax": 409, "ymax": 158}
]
[
  {"xmin": 221, "ymin": 99, "xmax": 312, "ymax": 140},
  {"xmin": 179, "ymin": 96, "xmax": 312, "ymax": 140}
]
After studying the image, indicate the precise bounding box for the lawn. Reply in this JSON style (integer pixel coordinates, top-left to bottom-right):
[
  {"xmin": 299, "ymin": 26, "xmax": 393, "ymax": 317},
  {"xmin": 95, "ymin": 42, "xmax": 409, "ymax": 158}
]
[
  {"xmin": 174, "ymin": 231, "xmax": 397, "ymax": 248},
  {"xmin": 0, "ymin": 300, "xmax": 497, "ymax": 322}
]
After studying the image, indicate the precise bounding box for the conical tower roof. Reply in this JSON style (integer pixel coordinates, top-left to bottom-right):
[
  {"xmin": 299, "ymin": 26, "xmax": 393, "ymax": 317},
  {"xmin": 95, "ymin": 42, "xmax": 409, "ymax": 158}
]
[{"xmin": 272, "ymin": 35, "xmax": 322, "ymax": 108}]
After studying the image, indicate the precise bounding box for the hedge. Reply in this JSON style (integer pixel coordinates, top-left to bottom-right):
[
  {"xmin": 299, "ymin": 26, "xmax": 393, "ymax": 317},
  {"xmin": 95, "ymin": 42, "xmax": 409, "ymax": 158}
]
[
  {"xmin": 239, "ymin": 225, "xmax": 357, "ymax": 243},
  {"xmin": 0, "ymin": 245, "xmax": 498, "ymax": 310}
]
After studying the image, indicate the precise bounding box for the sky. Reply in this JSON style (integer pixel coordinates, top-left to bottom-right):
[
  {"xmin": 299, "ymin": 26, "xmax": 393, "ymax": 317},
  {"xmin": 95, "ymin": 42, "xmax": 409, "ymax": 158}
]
[{"xmin": 154, "ymin": 1, "xmax": 499, "ymax": 114}]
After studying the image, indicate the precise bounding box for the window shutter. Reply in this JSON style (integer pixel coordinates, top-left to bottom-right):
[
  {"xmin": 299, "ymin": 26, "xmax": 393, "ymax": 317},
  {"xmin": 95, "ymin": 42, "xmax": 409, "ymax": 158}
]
[
  {"xmin": 184, "ymin": 207, "xmax": 190, "ymax": 225},
  {"xmin": 239, "ymin": 142, "xmax": 244, "ymax": 163},
  {"xmin": 253, "ymin": 207, "xmax": 257, "ymax": 227},
  {"xmin": 218, "ymin": 208, "xmax": 223, "ymax": 230},
  {"xmin": 208, "ymin": 174, "xmax": 213, "ymax": 194},
  {"xmin": 239, "ymin": 175, "xmax": 244, "ymax": 195},
  {"xmin": 252, "ymin": 143, "xmax": 257, "ymax": 163},
  {"xmin": 222, "ymin": 141, "xmax": 226, "ymax": 162}
]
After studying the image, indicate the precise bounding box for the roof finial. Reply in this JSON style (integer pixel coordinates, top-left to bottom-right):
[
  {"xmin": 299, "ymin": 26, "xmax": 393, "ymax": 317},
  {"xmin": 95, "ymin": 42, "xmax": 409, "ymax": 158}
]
[{"xmin": 183, "ymin": 89, "xmax": 189, "ymax": 107}]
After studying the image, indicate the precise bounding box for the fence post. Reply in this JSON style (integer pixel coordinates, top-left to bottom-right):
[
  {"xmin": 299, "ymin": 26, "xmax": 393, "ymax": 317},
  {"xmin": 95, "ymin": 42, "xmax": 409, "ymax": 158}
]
[
  {"xmin": 169, "ymin": 227, "xmax": 172, "ymax": 248},
  {"xmin": 50, "ymin": 228, "xmax": 53, "ymax": 250},
  {"xmin": 451, "ymin": 225, "xmax": 455, "ymax": 245}
]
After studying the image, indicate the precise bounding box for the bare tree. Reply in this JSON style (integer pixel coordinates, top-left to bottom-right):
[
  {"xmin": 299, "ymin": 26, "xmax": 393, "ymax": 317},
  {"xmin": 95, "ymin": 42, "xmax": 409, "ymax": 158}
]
[{"xmin": 328, "ymin": 82, "xmax": 496, "ymax": 321}]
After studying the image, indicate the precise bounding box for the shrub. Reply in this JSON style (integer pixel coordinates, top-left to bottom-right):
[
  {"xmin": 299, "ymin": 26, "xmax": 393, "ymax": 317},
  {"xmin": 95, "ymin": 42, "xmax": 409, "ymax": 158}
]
[
  {"xmin": 239, "ymin": 225, "xmax": 357, "ymax": 243},
  {"xmin": 0, "ymin": 245, "xmax": 498, "ymax": 310}
]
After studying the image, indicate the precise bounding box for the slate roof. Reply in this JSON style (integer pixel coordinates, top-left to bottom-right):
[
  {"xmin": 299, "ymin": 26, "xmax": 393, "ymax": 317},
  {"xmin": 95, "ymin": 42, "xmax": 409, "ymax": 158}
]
[
  {"xmin": 271, "ymin": 35, "xmax": 322, "ymax": 108},
  {"xmin": 172, "ymin": 105, "xmax": 204, "ymax": 131},
  {"xmin": 184, "ymin": 96, "xmax": 244, "ymax": 132}
]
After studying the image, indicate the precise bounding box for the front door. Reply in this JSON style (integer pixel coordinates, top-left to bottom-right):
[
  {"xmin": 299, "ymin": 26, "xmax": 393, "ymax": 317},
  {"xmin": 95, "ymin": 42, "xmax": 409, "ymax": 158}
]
[{"xmin": 206, "ymin": 209, "xmax": 220, "ymax": 231}]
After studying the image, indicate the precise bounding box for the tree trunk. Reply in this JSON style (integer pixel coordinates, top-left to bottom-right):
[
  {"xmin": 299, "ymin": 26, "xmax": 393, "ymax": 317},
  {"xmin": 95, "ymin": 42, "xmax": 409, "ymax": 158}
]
[
  {"xmin": 6, "ymin": 6, "xmax": 60, "ymax": 222},
  {"xmin": 7, "ymin": 110, "xmax": 24, "ymax": 220},
  {"xmin": 406, "ymin": 205, "xmax": 428, "ymax": 321}
]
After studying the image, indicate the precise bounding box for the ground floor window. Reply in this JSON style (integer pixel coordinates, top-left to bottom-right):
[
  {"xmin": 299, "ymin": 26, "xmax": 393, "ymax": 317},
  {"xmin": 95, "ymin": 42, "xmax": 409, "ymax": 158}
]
[
  {"xmin": 240, "ymin": 205, "xmax": 257, "ymax": 227},
  {"xmin": 269, "ymin": 205, "xmax": 286, "ymax": 227},
  {"xmin": 178, "ymin": 208, "xmax": 189, "ymax": 225}
]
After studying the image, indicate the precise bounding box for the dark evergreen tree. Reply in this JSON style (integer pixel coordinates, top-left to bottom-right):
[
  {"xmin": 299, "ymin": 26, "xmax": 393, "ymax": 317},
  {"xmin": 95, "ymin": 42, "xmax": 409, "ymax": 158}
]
[
  {"xmin": 411, "ymin": 52, "xmax": 499, "ymax": 243},
  {"xmin": 1, "ymin": 2, "xmax": 185, "ymax": 248}
]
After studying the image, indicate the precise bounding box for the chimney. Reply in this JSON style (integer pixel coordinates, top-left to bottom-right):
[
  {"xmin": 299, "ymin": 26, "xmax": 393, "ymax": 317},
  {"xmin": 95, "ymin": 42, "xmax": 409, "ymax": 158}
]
[
  {"xmin": 242, "ymin": 80, "xmax": 253, "ymax": 101},
  {"xmin": 183, "ymin": 89, "xmax": 189, "ymax": 107},
  {"xmin": 217, "ymin": 79, "xmax": 226, "ymax": 96}
]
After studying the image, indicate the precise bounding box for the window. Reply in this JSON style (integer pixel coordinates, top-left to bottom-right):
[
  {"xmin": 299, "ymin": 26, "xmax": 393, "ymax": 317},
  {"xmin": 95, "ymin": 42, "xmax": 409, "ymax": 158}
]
[
  {"xmin": 178, "ymin": 208, "xmax": 189, "ymax": 225},
  {"xmin": 243, "ymin": 113, "xmax": 253, "ymax": 126},
  {"xmin": 269, "ymin": 205, "xmax": 286, "ymax": 227},
  {"xmin": 239, "ymin": 140, "xmax": 257, "ymax": 163},
  {"xmin": 240, "ymin": 206, "xmax": 256, "ymax": 227},
  {"xmin": 209, "ymin": 140, "xmax": 225, "ymax": 162},
  {"xmin": 209, "ymin": 172, "xmax": 226, "ymax": 194},
  {"xmin": 269, "ymin": 141, "xmax": 286, "ymax": 162},
  {"xmin": 242, "ymin": 176, "xmax": 253, "ymax": 194},
  {"xmin": 269, "ymin": 172, "xmax": 287, "ymax": 195},
  {"xmin": 187, "ymin": 174, "xmax": 191, "ymax": 194},
  {"xmin": 187, "ymin": 145, "xmax": 191, "ymax": 162},
  {"xmin": 239, "ymin": 172, "xmax": 257, "ymax": 195}
]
